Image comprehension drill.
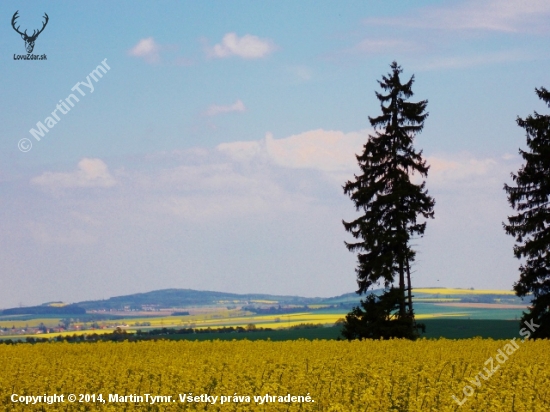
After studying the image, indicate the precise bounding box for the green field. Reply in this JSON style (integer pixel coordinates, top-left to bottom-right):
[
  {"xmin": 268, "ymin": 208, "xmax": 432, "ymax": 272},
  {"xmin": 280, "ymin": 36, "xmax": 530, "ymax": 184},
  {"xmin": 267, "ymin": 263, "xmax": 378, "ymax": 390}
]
[
  {"xmin": 421, "ymin": 319, "xmax": 522, "ymax": 339},
  {"xmin": 116, "ymin": 320, "xmax": 525, "ymax": 342},
  {"xmin": 1, "ymin": 319, "xmax": 526, "ymax": 342}
]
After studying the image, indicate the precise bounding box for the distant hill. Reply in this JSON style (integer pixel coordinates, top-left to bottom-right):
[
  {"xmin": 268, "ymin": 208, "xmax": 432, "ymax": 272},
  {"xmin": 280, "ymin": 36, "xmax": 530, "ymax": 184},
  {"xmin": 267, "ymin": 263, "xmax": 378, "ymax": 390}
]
[
  {"xmin": 73, "ymin": 287, "xmax": 528, "ymax": 312},
  {"xmin": 1, "ymin": 304, "xmax": 86, "ymax": 316},
  {"xmin": 75, "ymin": 288, "xmax": 336, "ymax": 311}
]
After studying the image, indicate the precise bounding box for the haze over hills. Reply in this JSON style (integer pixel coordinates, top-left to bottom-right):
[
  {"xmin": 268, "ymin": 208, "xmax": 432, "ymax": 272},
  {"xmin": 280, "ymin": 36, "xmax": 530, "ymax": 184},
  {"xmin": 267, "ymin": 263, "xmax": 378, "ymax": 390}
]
[
  {"xmin": 75, "ymin": 289, "xmax": 359, "ymax": 311},
  {"xmin": 0, "ymin": 287, "xmax": 528, "ymax": 314}
]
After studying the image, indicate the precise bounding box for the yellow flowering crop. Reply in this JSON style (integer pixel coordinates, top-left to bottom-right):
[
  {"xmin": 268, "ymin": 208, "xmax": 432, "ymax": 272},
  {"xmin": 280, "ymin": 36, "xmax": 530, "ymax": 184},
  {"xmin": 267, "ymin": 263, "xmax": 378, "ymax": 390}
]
[{"xmin": 1, "ymin": 338, "xmax": 548, "ymax": 411}]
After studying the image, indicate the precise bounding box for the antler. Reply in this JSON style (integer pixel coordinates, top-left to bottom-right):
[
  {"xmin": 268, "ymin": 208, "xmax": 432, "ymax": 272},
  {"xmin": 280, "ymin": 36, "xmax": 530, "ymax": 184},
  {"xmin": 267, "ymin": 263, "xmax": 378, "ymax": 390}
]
[
  {"xmin": 11, "ymin": 11, "xmax": 27, "ymax": 37},
  {"xmin": 11, "ymin": 11, "xmax": 49, "ymax": 40},
  {"xmin": 31, "ymin": 13, "xmax": 49, "ymax": 39}
]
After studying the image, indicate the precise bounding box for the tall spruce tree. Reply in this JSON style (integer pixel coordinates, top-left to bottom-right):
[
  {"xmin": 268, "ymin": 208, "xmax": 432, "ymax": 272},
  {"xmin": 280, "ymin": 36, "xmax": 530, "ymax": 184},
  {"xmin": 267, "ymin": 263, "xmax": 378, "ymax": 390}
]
[
  {"xmin": 342, "ymin": 62, "xmax": 434, "ymax": 339},
  {"xmin": 504, "ymin": 87, "xmax": 550, "ymax": 339}
]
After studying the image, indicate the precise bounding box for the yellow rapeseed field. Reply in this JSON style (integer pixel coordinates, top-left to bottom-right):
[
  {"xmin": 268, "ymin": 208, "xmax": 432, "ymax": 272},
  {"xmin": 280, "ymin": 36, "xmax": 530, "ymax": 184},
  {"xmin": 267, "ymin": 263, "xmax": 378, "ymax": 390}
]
[{"xmin": 1, "ymin": 338, "xmax": 549, "ymax": 411}]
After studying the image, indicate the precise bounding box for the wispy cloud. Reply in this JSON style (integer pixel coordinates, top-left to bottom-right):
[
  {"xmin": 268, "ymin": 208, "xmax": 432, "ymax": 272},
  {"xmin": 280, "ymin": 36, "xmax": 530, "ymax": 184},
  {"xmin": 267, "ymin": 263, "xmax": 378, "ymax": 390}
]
[
  {"xmin": 415, "ymin": 49, "xmax": 532, "ymax": 71},
  {"xmin": 128, "ymin": 37, "xmax": 161, "ymax": 64},
  {"xmin": 205, "ymin": 100, "xmax": 246, "ymax": 116},
  {"xmin": 335, "ymin": 0, "xmax": 550, "ymax": 70},
  {"xmin": 31, "ymin": 158, "xmax": 116, "ymax": 189},
  {"xmin": 207, "ymin": 33, "xmax": 276, "ymax": 59},
  {"xmin": 350, "ymin": 39, "xmax": 421, "ymax": 55},
  {"xmin": 286, "ymin": 65, "xmax": 313, "ymax": 81},
  {"xmin": 173, "ymin": 56, "xmax": 194, "ymax": 67},
  {"xmin": 365, "ymin": 0, "xmax": 550, "ymax": 33},
  {"xmin": 324, "ymin": 38, "xmax": 423, "ymax": 63},
  {"xmin": 27, "ymin": 221, "xmax": 99, "ymax": 245}
]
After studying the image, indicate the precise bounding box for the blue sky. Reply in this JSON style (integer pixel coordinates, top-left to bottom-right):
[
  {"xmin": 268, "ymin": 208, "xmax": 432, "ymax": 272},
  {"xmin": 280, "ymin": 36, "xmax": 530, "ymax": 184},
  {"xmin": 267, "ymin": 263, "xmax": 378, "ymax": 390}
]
[{"xmin": 0, "ymin": 1, "xmax": 549, "ymax": 307}]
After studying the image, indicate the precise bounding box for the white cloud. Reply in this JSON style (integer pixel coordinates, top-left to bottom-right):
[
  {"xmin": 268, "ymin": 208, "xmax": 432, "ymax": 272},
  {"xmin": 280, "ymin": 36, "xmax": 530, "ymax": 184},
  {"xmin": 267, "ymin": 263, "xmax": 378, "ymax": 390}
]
[
  {"xmin": 31, "ymin": 158, "xmax": 116, "ymax": 189},
  {"xmin": 106, "ymin": 152, "xmax": 313, "ymax": 221},
  {"xmin": 217, "ymin": 140, "xmax": 263, "ymax": 162},
  {"xmin": 365, "ymin": 0, "xmax": 550, "ymax": 33},
  {"xmin": 218, "ymin": 130, "xmax": 516, "ymax": 195},
  {"xmin": 428, "ymin": 156, "xmax": 495, "ymax": 178},
  {"xmin": 218, "ymin": 129, "xmax": 370, "ymax": 172},
  {"xmin": 208, "ymin": 33, "xmax": 276, "ymax": 59},
  {"xmin": 265, "ymin": 130, "xmax": 367, "ymax": 172},
  {"xmin": 205, "ymin": 100, "xmax": 246, "ymax": 116},
  {"xmin": 425, "ymin": 153, "xmax": 515, "ymax": 190},
  {"xmin": 128, "ymin": 37, "xmax": 161, "ymax": 64}
]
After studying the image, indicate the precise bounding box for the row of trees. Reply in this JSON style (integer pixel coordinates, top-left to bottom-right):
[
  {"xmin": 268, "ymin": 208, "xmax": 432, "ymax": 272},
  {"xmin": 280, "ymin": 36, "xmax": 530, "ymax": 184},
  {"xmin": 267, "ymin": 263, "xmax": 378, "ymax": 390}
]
[
  {"xmin": 342, "ymin": 62, "xmax": 550, "ymax": 340},
  {"xmin": 0, "ymin": 325, "xmax": 282, "ymax": 345}
]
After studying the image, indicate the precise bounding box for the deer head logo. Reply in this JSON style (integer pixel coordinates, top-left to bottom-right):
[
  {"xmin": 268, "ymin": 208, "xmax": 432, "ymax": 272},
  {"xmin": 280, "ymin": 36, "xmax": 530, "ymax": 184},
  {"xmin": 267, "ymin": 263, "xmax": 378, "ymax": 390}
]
[{"xmin": 11, "ymin": 11, "xmax": 49, "ymax": 54}]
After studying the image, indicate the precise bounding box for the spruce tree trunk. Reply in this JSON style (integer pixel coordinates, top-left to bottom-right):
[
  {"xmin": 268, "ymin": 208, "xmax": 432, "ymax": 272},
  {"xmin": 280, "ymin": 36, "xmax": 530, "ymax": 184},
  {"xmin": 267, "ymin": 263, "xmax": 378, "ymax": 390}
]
[
  {"xmin": 406, "ymin": 258, "xmax": 413, "ymax": 317},
  {"xmin": 398, "ymin": 260, "xmax": 406, "ymax": 318}
]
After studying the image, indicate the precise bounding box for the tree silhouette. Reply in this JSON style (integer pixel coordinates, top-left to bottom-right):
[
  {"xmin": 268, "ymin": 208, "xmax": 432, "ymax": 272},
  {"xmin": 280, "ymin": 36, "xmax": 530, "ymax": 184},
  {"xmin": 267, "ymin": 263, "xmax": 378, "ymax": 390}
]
[
  {"xmin": 504, "ymin": 87, "xmax": 550, "ymax": 339},
  {"xmin": 342, "ymin": 62, "xmax": 434, "ymax": 339}
]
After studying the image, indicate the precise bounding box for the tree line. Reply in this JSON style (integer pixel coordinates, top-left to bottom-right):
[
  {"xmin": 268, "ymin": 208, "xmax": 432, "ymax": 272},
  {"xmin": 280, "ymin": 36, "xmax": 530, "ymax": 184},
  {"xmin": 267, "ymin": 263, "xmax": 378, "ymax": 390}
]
[{"xmin": 0, "ymin": 325, "xmax": 278, "ymax": 345}]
